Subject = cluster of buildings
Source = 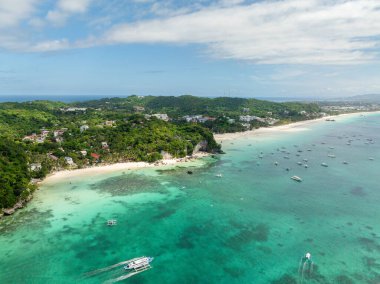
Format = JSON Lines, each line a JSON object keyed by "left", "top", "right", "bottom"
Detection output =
{"left": 182, "top": 115, "right": 216, "bottom": 123}
{"left": 23, "top": 130, "right": 50, "bottom": 143}
{"left": 59, "top": 107, "right": 87, "bottom": 112}
{"left": 239, "top": 115, "right": 279, "bottom": 125}
{"left": 23, "top": 128, "right": 68, "bottom": 143}
{"left": 144, "top": 113, "right": 170, "bottom": 121}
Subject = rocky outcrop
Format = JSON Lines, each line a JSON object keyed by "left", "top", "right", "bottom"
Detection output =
{"left": 1, "top": 194, "right": 33, "bottom": 217}
{"left": 193, "top": 140, "right": 208, "bottom": 153}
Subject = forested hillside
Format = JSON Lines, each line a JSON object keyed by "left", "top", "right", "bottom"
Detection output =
{"left": 0, "top": 95, "right": 324, "bottom": 211}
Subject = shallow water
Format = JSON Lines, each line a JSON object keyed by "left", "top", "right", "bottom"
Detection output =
{"left": 1, "top": 113, "right": 380, "bottom": 283}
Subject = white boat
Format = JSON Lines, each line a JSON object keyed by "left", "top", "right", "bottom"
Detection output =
{"left": 124, "top": 257, "right": 154, "bottom": 270}
{"left": 291, "top": 176, "right": 302, "bottom": 182}
{"left": 327, "top": 154, "right": 336, "bottom": 158}
{"left": 343, "top": 161, "right": 349, "bottom": 164}
{"left": 107, "top": 220, "right": 117, "bottom": 226}
{"left": 369, "top": 157, "right": 374, "bottom": 161}
{"left": 215, "top": 173, "right": 223, "bottom": 178}
{"left": 321, "top": 163, "right": 328, "bottom": 167}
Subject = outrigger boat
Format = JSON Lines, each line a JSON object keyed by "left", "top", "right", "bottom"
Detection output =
{"left": 85, "top": 256, "right": 154, "bottom": 283}
{"left": 124, "top": 256, "right": 154, "bottom": 271}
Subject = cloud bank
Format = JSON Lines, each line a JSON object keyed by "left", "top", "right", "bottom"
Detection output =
{"left": 1, "top": 0, "right": 380, "bottom": 65}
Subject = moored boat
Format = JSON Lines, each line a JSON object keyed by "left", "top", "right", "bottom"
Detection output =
{"left": 291, "top": 176, "right": 302, "bottom": 182}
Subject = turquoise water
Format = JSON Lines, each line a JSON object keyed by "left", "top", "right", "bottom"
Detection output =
{"left": 1, "top": 113, "right": 380, "bottom": 283}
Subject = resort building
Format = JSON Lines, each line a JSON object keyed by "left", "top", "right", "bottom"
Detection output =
{"left": 64, "top": 157, "right": 74, "bottom": 165}
{"left": 239, "top": 115, "right": 265, "bottom": 123}
{"left": 30, "top": 163, "right": 42, "bottom": 171}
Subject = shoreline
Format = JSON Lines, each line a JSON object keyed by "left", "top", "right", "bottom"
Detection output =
{"left": 214, "top": 111, "right": 380, "bottom": 143}
{"left": 0, "top": 152, "right": 209, "bottom": 218}
{"left": 40, "top": 151, "right": 210, "bottom": 185}
{"left": 2, "top": 111, "right": 379, "bottom": 218}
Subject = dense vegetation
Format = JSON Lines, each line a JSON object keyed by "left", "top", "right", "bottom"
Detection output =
{"left": 75, "top": 95, "right": 323, "bottom": 133}
{"left": 0, "top": 95, "right": 323, "bottom": 211}
{"left": 0, "top": 139, "right": 33, "bottom": 208}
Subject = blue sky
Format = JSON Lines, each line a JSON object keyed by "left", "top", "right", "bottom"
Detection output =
{"left": 1, "top": 0, "right": 380, "bottom": 99}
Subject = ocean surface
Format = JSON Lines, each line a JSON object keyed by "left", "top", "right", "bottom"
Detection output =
{"left": 0, "top": 95, "right": 123, "bottom": 103}
{"left": 1, "top": 113, "right": 380, "bottom": 284}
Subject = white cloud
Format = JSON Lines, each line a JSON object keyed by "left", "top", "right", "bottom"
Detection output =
{"left": 30, "top": 39, "right": 70, "bottom": 52}
{"left": 0, "top": 0, "right": 39, "bottom": 28}
{"left": 1, "top": 0, "right": 380, "bottom": 66}
{"left": 102, "top": 0, "right": 380, "bottom": 65}
{"left": 58, "top": 0, "right": 92, "bottom": 13}
{"left": 46, "top": 0, "right": 93, "bottom": 26}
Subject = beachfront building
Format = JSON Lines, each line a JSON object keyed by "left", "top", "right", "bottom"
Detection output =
{"left": 239, "top": 115, "right": 265, "bottom": 123}
{"left": 64, "top": 157, "right": 75, "bottom": 165}
{"left": 265, "top": 118, "right": 279, "bottom": 125}
{"left": 30, "top": 163, "right": 42, "bottom": 171}
{"left": 183, "top": 115, "right": 216, "bottom": 123}
{"left": 91, "top": 153, "right": 101, "bottom": 162}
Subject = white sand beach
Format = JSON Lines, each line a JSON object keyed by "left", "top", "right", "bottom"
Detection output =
{"left": 41, "top": 152, "right": 209, "bottom": 185}
{"left": 214, "top": 112, "right": 380, "bottom": 143}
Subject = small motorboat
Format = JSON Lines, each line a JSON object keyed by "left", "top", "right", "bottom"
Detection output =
{"left": 291, "top": 176, "right": 302, "bottom": 182}
{"left": 321, "top": 163, "right": 328, "bottom": 167}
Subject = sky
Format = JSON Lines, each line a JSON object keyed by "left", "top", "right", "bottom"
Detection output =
{"left": 1, "top": 0, "right": 380, "bottom": 99}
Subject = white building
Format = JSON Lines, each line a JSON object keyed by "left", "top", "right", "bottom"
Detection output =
{"left": 64, "top": 157, "right": 74, "bottom": 165}
{"left": 152, "top": 114, "right": 169, "bottom": 121}
{"left": 80, "top": 125, "right": 89, "bottom": 132}
{"left": 30, "top": 163, "right": 42, "bottom": 171}
{"left": 239, "top": 115, "right": 265, "bottom": 123}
